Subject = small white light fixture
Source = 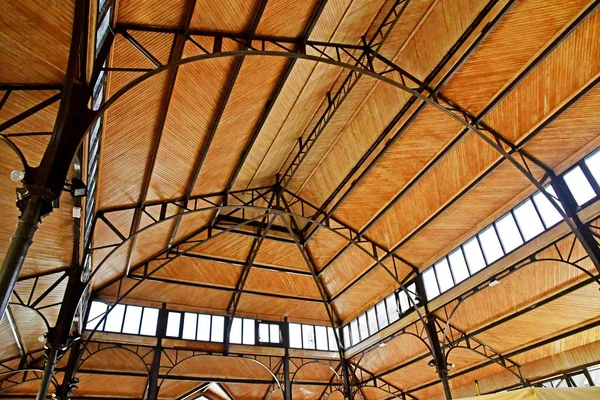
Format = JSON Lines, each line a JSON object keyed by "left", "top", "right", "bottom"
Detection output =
{"left": 10, "top": 169, "right": 25, "bottom": 182}
{"left": 489, "top": 279, "right": 500, "bottom": 287}
{"left": 379, "top": 341, "right": 387, "bottom": 348}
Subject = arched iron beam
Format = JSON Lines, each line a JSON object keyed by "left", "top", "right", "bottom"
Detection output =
{"left": 85, "top": 45, "right": 595, "bottom": 290}
{"left": 306, "top": 0, "right": 513, "bottom": 234}
{"left": 157, "top": 353, "right": 283, "bottom": 394}
{"left": 438, "top": 318, "right": 525, "bottom": 384}
{"left": 434, "top": 226, "right": 600, "bottom": 350}
{"left": 290, "top": 360, "right": 341, "bottom": 384}
{"left": 78, "top": 344, "right": 151, "bottom": 374}
{"left": 0, "top": 134, "right": 29, "bottom": 170}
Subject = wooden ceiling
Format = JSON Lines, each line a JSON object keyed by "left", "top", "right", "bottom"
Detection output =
{"left": 1, "top": 0, "right": 600, "bottom": 399}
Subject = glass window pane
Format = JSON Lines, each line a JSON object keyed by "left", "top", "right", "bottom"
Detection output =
{"left": 86, "top": 301, "right": 108, "bottom": 331}
{"left": 343, "top": 326, "right": 350, "bottom": 349}
{"left": 350, "top": 320, "right": 360, "bottom": 345}
{"left": 122, "top": 306, "right": 142, "bottom": 334}
{"left": 585, "top": 150, "right": 600, "bottom": 185}
{"left": 557, "top": 379, "right": 569, "bottom": 388}
{"left": 514, "top": 199, "right": 545, "bottom": 241}
{"left": 289, "top": 323, "right": 302, "bottom": 348}
{"left": 434, "top": 259, "right": 454, "bottom": 293}
{"left": 533, "top": 187, "right": 563, "bottom": 227}
{"left": 367, "top": 308, "right": 378, "bottom": 335}
{"left": 479, "top": 226, "right": 504, "bottom": 264}
{"left": 105, "top": 304, "right": 126, "bottom": 332}
{"left": 242, "top": 319, "right": 255, "bottom": 345}
{"left": 358, "top": 314, "right": 369, "bottom": 341}
{"left": 259, "top": 323, "right": 269, "bottom": 343}
{"left": 230, "top": 318, "right": 242, "bottom": 344}
{"left": 448, "top": 249, "right": 469, "bottom": 284}
{"left": 386, "top": 293, "right": 400, "bottom": 322}
{"left": 328, "top": 328, "right": 338, "bottom": 351}
{"left": 407, "top": 283, "right": 417, "bottom": 305}
{"left": 571, "top": 373, "right": 589, "bottom": 387}
{"left": 182, "top": 313, "right": 197, "bottom": 340}
{"left": 463, "top": 238, "right": 486, "bottom": 273}
{"left": 302, "top": 325, "right": 316, "bottom": 349}
{"left": 588, "top": 365, "right": 600, "bottom": 385}
{"left": 196, "top": 314, "right": 210, "bottom": 341}
{"left": 269, "top": 324, "right": 280, "bottom": 343}
{"left": 166, "top": 312, "right": 181, "bottom": 337}
{"left": 376, "top": 301, "right": 388, "bottom": 328}
{"left": 315, "top": 326, "right": 328, "bottom": 351}
{"left": 140, "top": 308, "right": 158, "bottom": 336}
{"left": 564, "top": 166, "right": 596, "bottom": 205}
{"left": 95, "top": 9, "right": 111, "bottom": 51}
{"left": 495, "top": 213, "right": 523, "bottom": 253}
{"left": 398, "top": 290, "right": 410, "bottom": 313}
{"left": 423, "top": 267, "right": 440, "bottom": 299}
{"left": 211, "top": 316, "right": 224, "bottom": 342}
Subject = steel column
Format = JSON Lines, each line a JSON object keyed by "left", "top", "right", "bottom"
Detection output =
{"left": 56, "top": 340, "right": 82, "bottom": 400}
{"left": 0, "top": 196, "right": 44, "bottom": 321}
{"left": 283, "top": 317, "right": 292, "bottom": 400}
{"left": 147, "top": 304, "right": 168, "bottom": 400}
{"left": 36, "top": 345, "right": 59, "bottom": 400}
{"left": 550, "top": 172, "right": 600, "bottom": 274}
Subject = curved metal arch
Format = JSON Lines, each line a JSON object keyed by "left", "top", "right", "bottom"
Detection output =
{"left": 85, "top": 47, "right": 580, "bottom": 249}
{"left": 352, "top": 384, "right": 403, "bottom": 400}
{"left": 394, "top": 328, "right": 432, "bottom": 354}
{"left": 7, "top": 302, "right": 51, "bottom": 332}
{"left": 290, "top": 360, "right": 341, "bottom": 383}
{"left": 444, "top": 345, "right": 524, "bottom": 383}
{"left": 80, "top": 47, "right": 593, "bottom": 381}
{"left": 0, "top": 371, "right": 58, "bottom": 394}
{"left": 0, "top": 134, "right": 29, "bottom": 170}
{"left": 528, "top": 257, "right": 600, "bottom": 284}
{"left": 77, "top": 344, "right": 151, "bottom": 374}
{"left": 264, "top": 386, "right": 283, "bottom": 400}
{"left": 157, "top": 353, "right": 283, "bottom": 393}
{"left": 439, "top": 254, "right": 600, "bottom": 347}
{"left": 323, "top": 388, "right": 345, "bottom": 400}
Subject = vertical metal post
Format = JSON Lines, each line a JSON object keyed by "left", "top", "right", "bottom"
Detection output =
{"left": 0, "top": 195, "right": 45, "bottom": 321}
{"left": 147, "top": 304, "right": 168, "bottom": 400}
{"left": 416, "top": 273, "right": 451, "bottom": 400}
{"left": 426, "top": 318, "right": 452, "bottom": 400}
{"left": 36, "top": 343, "right": 60, "bottom": 400}
{"left": 550, "top": 173, "right": 600, "bottom": 274}
{"left": 57, "top": 340, "right": 82, "bottom": 400}
{"left": 35, "top": 266, "right": 87, "bottom": 400}
{"left": 282, "top": 318, "right": 292, "bottom": 400}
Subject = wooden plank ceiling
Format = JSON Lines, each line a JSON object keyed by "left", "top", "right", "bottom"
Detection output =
{"left": 1, "top": 0, "right": 600, "bottom": 399}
